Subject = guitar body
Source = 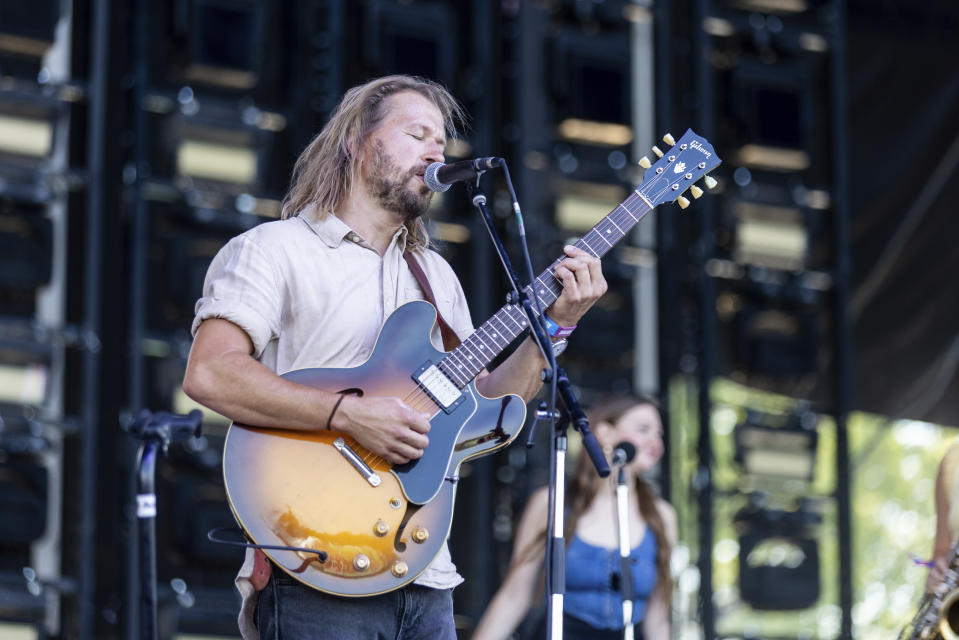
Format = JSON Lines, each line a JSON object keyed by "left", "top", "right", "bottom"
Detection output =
{"left": 222, "top": 301, "right": 526, "bottom": 596}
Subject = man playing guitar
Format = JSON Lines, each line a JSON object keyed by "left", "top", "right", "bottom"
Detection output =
{"left": 182, "top": 74, "right": 606, "bottom": 640}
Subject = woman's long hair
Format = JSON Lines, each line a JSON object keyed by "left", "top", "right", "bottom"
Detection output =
{"left": 280, "top": 74, "right": 465, "bottom": 250}
{"left": 564, "top": 395, "right": 673, "bottom": 604}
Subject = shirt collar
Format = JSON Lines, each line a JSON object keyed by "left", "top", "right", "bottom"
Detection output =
{"left": 300, "top": 204, "right": 410, "bottom": 252}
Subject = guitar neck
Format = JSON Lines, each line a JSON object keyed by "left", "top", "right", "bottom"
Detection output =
{"left": 437, "top": 190, "right": 654, "bottom": 388}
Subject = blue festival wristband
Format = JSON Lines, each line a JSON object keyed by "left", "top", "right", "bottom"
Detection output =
{"left": 542, "top": 313, "right": 576, "bottom": 339}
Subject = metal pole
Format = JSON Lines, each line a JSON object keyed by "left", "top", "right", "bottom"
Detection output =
{"left": 79, "top": 0, "right": 110, "bottom": 637}
{"left": 548, "top": 430, "right": 568, "bottom": 640}
{"left": 615, "top": 467, "right": 634, "bottom": 640}
{"left": 135, "top": 440, "right": 160, "bottom": 640}
{"left": 828, "top": 1, "right": 853, "bottom": 636}
{"left": 693, "top": 0, "right": 717, "bottom": 635}
{"left": 126, "top": 0, "right": 151, "bottom": 636}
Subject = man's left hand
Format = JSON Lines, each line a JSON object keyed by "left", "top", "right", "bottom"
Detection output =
{"left": 547, "top": 245, "right": 607, "bottom": 327}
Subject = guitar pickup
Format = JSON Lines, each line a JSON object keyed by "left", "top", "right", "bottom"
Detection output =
{"left": 413, "top": 363, "right": 464, "bottom": 414}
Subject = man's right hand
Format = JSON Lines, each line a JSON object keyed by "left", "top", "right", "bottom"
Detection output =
{"left": 333, "top": 395, "right": 432, "bottom": 465}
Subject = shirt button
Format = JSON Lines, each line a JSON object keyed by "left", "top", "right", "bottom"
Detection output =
{"left": 348, "top": 233, "right": 360, "bottom": 243}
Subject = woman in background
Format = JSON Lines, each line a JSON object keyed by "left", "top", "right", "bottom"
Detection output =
{"left": 472, "top": 395, "right": 676, "bottom": 640}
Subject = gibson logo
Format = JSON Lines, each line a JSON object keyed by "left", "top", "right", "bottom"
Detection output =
{"left": 690, "top": 140, "right": 712, "bottom": 158}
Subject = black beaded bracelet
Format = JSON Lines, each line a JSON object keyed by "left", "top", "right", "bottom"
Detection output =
{"left": 326, "top": 393, "right": 347, "bottom": 431}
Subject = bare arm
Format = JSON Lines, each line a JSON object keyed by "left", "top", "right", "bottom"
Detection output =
{"left": 476, "top": 245, "right": 607, "bottom": 402}
{"left": 928, "top": 457, "right": 953, "bottom": 592}
{"left": 642, "top": 499, "right": 677, "bottom": 640}
{"left": 183, "top": 318, "right": 431, "bottom": 464}
{"left": 472, "top": 488, "right": 551, "bottom": 640}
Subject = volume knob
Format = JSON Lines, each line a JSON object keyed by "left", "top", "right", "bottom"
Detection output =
{"left": 411, "top": 526, "right": 429, "bottom": 544}
{"left": 353, "top": 554, "right": 370, "bottom": 572}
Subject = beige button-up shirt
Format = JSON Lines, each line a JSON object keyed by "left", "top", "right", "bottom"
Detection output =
{"left": 193, "top": 207, "right": 473, "bottom": 639}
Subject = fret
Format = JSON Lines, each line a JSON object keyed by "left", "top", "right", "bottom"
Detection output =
{"left": 592, "top": 230, "right": 613, "bottom": 248}
{"left": 473, "top": 327, "right": 497, "bottom": 358}
{"left": 489, "top": 314, "right": 513, "bottom": 340}
{"left": 438, "top": 359, "right": 466, "bottom": 387}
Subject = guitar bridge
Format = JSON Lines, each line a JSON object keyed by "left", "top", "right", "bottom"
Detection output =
{"left": 413, "top": 362, "right": 464, "bottom": 414}
{"left": 333, "top": 437, "right": 382, "bottom": 487}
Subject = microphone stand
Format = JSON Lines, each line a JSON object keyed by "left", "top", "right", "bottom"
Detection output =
{"left": 615, "top": 462, "right": 635, "bottom": 640}
{"left": 125, "top": 409, "right": 203, "bottom": 640}
{"left": 466, "top": 173, "right": 609, "bottom": 640}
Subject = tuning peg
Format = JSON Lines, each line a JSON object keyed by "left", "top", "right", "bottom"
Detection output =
{"left": 663, "top": 133, "right": 675, "bottom": 146}
{"left": 677, "top": 196, "right": 690, "bottom": 210}
{"left": 704, "top": 175, "right": 718, "bottom": 189}
{"left": 638, "top": 156, "right": 651, "bottom": 169}
{"left": 689, "top": 184, "right": 703, "bottom": 199}
{"left": 652, "top": 146, "right": 664, "bottom": 158}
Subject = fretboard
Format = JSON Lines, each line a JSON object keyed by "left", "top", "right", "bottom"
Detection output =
{"left": 437, "top": 189, "right": 654, "bottom": 388}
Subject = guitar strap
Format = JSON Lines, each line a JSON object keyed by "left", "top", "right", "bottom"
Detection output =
{"left": 403, "top": 250, "right": 462, "bottom": 351}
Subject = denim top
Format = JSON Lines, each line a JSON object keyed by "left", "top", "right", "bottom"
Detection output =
{"left": 564, "top": 529, "right": 658, "bottom": 629}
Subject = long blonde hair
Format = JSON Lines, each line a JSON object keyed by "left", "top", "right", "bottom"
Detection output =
{"left": 281, "top": 74, "right": 466, "bottom": 250}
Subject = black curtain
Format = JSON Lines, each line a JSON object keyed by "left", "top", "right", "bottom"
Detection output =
{"left": 848, "top": 0, "right": 959, "bottom": 425}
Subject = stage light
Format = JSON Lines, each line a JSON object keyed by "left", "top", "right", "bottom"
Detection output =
{"left": 728, "top": 0, "right": 810, "bottom": 14}
{"left": 0, "top": 0, "right": 60, "bottom": 57}
{"left": 0, "top": 421, "right": 49, "bottom": 546}
{"left": 734, "top": 409, "right": 818, "bottom": 482}
{"left": 0, "top": 203, "right": 53, "bottom": 292}
{"left": 176, "top": 135, "right": 258, "bottom": 187}
{"left": 733, "top": 301, "right": 819, "bottom": 377}
{"left": 0, "top": 100, "right": 58, "bottom": 165}
{"left": 429, "top": 221, "right": 471, "bottom": 245}
{"left": 557, "top": 119, "right": 633, "bottom": 147}
{"left": 0, "top": 114, "right": 52, "bottom": 158}
{"left": 364, "top": 1, "right": 455, "bottom": 83}
{"left": 734, "top": 498, "right": 821, "bottom": 610}
{"left": 555, "top": 181, "right": 628, "bottom": 232}
{"left": 0, "top": 363, "right": 47, "bottom": 407}
{"left": 719, "top": 48, "right": 829, "bottom": 179}
{"left": 549, "top": 28, "right": 631, "bottom": 147}
{"left": 145, "top": 207, "right": 234, "bottom": 333}
{"left": 736, "top": 145, "right": 810, "bottom": 172}
{"left": 0, "top": 320, "right": 51, "bottom": 406}
{"left": 732, "top": 200, "right": 807, "bottom": 271}
{"left": 182, "top": 0, "right": 264, "bottom": 91}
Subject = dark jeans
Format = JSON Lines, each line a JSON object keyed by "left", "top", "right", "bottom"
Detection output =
{"left": 256, "top": 571, "right": 456, "bottom": 640}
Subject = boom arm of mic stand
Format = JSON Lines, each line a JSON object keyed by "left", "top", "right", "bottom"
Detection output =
{"left": 555, "top": 368, "right": 610, "bottom": 478}
{"left": 468, "top": 185, "right": 523, "bottom": 302}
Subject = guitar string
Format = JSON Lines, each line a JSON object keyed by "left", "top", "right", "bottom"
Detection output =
{"left": 352, "top": 386, "right": 439, "bottom": 469}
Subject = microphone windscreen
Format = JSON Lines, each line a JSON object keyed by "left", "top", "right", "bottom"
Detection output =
{"left": 423, "top": 162, "right": 451, "bottom": 192}
{"left": 612, "top": 441, "right": 637, "bottom": 466}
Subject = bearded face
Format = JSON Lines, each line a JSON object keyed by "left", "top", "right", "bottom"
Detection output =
{"left": 364, "top": 139, "right": 434, "bottom": 221}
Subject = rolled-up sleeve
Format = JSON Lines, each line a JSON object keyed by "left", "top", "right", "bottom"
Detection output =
{"left": 192, "top": 234, "right": 282, "bottom": 358}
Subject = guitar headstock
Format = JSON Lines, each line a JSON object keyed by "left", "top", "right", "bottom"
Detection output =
{"left": 637, "top": 129, "right": 721, "bottom": 209}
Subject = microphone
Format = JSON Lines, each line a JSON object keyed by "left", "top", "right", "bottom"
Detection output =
{"left": 612, "top": 441, "right": 636, "bottom": 467}
{"left": 423, "top": 157, "right": 502, "bottom": 192}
